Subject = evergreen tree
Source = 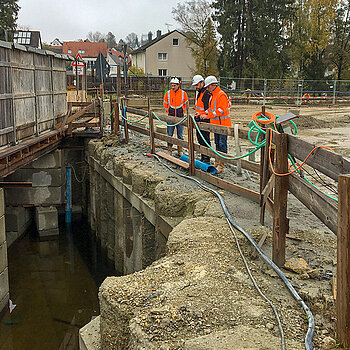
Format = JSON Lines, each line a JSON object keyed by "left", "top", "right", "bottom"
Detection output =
{"left": 289, "top": 0, "right": 337, "bottom": 82}
{"left": 0, "top": 0, "right": 20, "bottom": 40}
{"left": 106, "top": 32, "right": 117, "bottom": 49}
{"left": 326, "top": 0, "right": 350, "bottom": 79}
{"left": 212, "top": 0, "right": 294, "bottom": 79}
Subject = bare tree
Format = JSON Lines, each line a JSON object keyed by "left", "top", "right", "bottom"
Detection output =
{"left": 87, "top": 31, "right": 106, "bottom": 42}
{"left": 125, "top": 32, "right": 139, "bottom": 49}
{"left": 172, "top": 0, "right": 218, "bottom": 75}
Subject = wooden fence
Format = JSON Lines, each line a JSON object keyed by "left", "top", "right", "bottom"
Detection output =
{"left": 109, "top": 98, "right": 350, "bottom": 347}
{"left": 0, "top": 41, "right": 70, "bottom": 148}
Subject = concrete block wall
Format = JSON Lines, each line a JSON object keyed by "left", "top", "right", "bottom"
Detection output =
{"left": 0, "top": 189, "right": 9, "bottom": 313}
{"left": 5, "top": 150, "right": 65, "bottom": 206}
{"left": 5, "top": 206, "right": 32, "bottom": 247}
{"left": 35, "top": 206, "right": 59, "bottom": 237}
{"left": 88, "top": 158, "right": 158, "bottom": 276}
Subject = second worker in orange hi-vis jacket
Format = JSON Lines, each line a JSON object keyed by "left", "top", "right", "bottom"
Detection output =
{"left": 163, "top": 77, "right": 189, "bottom": 156}
{"left": 204, "top": 75, "right": 232, "bottom": 173}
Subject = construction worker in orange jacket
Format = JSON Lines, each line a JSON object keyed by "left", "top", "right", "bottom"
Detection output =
{"left": 204, "top": 75, "right": 231, "bottom": 173}
{"left": 163, "top": 77, "right": 189, "bottom": 156}
{"left": 192, "top": 74, "right": 212, "bottom": 164}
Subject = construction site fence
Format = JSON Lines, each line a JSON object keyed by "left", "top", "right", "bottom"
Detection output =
{"left": 86, "top": 75, "right": 350, "bottom": 105}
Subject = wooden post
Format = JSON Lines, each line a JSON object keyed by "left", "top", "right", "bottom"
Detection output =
{"left": 114, "top": 102, "right": 119, "bottom": 135}
{"left": 260, "top": 128, "right": 272, "bottom": 225}
{"left": 110, "top": 95, "right": 114, "bottom": 132}
{"left": 337, "top": 174, "right": 350, "bottom": 348}
{"left": 272, "top": 131, "right": 289, "bottom": 267}
{"left": 234, "top": 124, "right": 242, "bottom": 175}
{"left": 149, "top": 105, "right": 155, "bottom": 154}
{"left": 188, "top": 112, "right": 195, "bottom": 175}
{"left": 99, "top": 83, "right": 103, "bottom": 100}
{"left": 117, "top": 66, "right": 122, "bottom": 98}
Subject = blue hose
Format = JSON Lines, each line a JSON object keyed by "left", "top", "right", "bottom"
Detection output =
{"left": 180, "top": 155, "right": 218, "bottom": 175}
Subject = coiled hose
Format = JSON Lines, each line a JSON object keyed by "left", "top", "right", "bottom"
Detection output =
{"left": 150, "top": 153, "right": 314, "bottom": 350}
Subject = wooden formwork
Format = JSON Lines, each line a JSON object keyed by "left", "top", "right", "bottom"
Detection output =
{"left": 0, "top": 41, "right": 69, "bottom": 147}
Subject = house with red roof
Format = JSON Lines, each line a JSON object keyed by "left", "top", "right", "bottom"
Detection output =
{"left": 62, "top": 40, "right": 107, "bottom": 69}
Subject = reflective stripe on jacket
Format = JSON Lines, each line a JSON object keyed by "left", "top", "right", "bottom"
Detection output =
{"left": 195, "top": 89, "right": 210, "bottom": 116}
{"left": 163, "top": 89, "right": 189, "bottom": 117}
{"left": 207, "top": 87, "right": 231, "bottom": 126}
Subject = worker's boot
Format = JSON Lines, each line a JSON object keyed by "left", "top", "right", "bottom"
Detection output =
{"left": 167, "top": 146, "right": 173, "bottom": 156}
{"left": 216, "top": 160, "right": 225, "bottom": 174}
{"left": 177, "top": 146, "right": 183, "bottom": 157}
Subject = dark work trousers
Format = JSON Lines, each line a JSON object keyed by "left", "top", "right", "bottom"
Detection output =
{"left": 195, "top": 117, "right": 211, "bottom": 164}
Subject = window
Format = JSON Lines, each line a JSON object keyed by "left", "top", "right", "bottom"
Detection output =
{"left": 158, "top": 53, "right": 167, "bottom": 61}
{"left": 13, "top": 31, "right": 31, "bottom": 45}
{"left": 173, "top": 38, "right": 179, "bottom": 46}
{"left": 158, "top": 69, "right": 167, "bottom": 76}
{"left": 68, "top": 49, "right": 72, "bottom": 54}
{"left": 78, "top": 50, "right": 85, "bottom": 54}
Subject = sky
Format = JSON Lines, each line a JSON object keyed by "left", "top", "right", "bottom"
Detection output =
{"left": 17, "top": 0, "right": 183, "bottom": 44}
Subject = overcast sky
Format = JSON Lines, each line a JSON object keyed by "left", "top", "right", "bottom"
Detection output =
{"left": 17, "top": 0, "right": 183, "bottom": 44}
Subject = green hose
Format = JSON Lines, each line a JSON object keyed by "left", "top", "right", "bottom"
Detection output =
{"left": 191, "top": 115, "right": 263, "bottom": 160}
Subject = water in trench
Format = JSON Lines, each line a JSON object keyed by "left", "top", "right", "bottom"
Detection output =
{"left": 0, "top": 215, "right": 115, "bottom": 350}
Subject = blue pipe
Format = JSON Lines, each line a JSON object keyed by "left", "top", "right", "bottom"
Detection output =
{"left": 65, "top": 167, "right": 72, "bottom": 224}
{"left": 180, "top": 155, "right": 218, "bottom": 175}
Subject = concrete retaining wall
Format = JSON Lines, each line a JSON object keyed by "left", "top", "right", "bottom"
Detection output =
{"left": 82, "top": 138, "right": 304, "bottom": 350}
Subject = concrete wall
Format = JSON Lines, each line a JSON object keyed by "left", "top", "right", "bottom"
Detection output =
{"left": 0, "top": 189, "right": 9, "bottom": 313}
{"left": 87, "top": 150, "right": 168, "bottom": 275}
{"left": 5, "top": 150, "right": 64, "bottom": 206}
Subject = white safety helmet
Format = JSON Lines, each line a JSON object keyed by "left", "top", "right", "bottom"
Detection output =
{"left": 192, "top": 74, "right": 204, "bottom": 85}
{"left": 170, "top": 77, "right": 180, "bottom": 84}
{"left": 204, "top": 75, "right": 218, "bottom": 88}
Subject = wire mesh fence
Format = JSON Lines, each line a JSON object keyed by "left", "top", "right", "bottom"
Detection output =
{"left": 86, "top": 74, "right": 350, "bottom": 105}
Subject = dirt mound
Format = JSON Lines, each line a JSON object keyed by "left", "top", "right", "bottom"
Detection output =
{"left": 294, "top": 115, "right": 332, "bottom": 129}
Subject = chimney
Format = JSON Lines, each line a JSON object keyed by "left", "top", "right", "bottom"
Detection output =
{"left": 156, "top": 30, "right": 161, "bottom": 38}
{"left": 148, "top": 31, "right": 153, "bottom": 42}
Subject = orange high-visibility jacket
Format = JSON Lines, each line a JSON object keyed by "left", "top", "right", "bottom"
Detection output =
{"left": 163, "top": 89, "right": 189, "bottom": 117}
{"left": 207, "top": 87, "right": 231, "bottom": 126}
{"left": 195, "top": 89, "right": 211, "bottom": 116}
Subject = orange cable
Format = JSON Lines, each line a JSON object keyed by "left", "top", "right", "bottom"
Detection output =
{"left": 268, "top": 132, "right": 334, "bottom": 177}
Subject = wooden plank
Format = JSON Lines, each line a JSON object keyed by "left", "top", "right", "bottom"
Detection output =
{"left": 125, "top": 106, "right": 148, "bottom": 116}
{"left": 0, "top": 126, "right": 13, "bottom": 136}
{"left": 337, "top": 174, "right": 350, "bottom": 347}
{"left": 188, "top": 112, "right": 195, "bottom": 175}
{"left": 289, "top": 173, "right": 338, "bottom": 234}
{"left": 260, "top": 128, "right": 272, "bottom": 225}
{"left": 251, "top": 232, "right": 268, "bottom": 259}
{"left": 154, "top": 131, "right": 188, "bottom": 148}
{"left": 194, "top": 169, "right": 260, "bottom": 203}
{"left": 272, "top": 132, "right": 289, "bottom": 267}
{"left": 156, "top": 151, "right": 189, "bottom": 169}
{"left": 281, "top": 133, "right": 350, "bottom": 182}
{"left": 126, "top": 118, "right": 260, "bottom": 174}
{"left": 56, "top": 102, "right": 96, "bottom": 130}
{"left": 193, "top": 143, "right": 260, "bottom": 174}
{"left": 127, "top": 123, "right": 149, "bottom": 136}
{"left": 260, "top": 174, "right": 275, "bottom": 206}
{"left": 149, "top": 107, "right": 155, "bottom": 154}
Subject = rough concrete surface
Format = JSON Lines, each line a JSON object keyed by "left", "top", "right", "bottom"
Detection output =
{"left": 86, "top": 125, "right": 340, "bottom": 350}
